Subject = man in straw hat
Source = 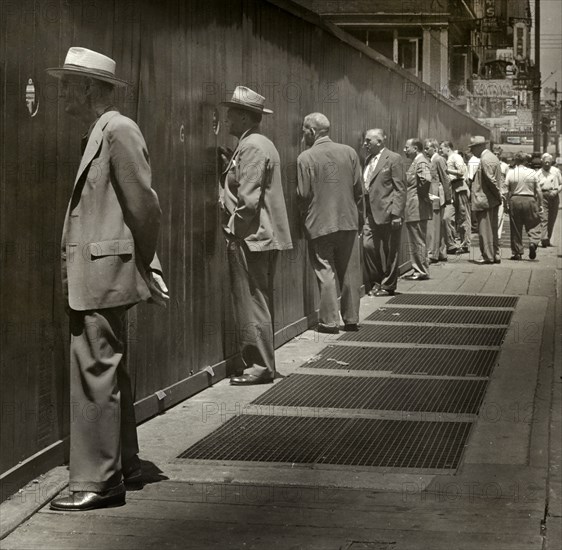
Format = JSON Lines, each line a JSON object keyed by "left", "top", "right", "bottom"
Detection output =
{"left": 46, "top": 47, "right": 168, "bottom": 510}
{"left": 219, "top": 86, "right": 292, "bottom": 386}
{"left": 467, "top": 135, "right": 502, "bottom": 264}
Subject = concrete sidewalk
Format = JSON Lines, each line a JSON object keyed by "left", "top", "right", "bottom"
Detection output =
{"left": 1, "top": 224, "right": 560, "bottom": 550}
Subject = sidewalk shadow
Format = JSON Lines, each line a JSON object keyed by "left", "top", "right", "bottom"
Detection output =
{"left": 133, "top": 459, "right": 169, "bottom": 490}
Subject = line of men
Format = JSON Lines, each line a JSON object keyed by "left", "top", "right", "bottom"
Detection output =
{"left": 219, "top": 87, "right": 562, "bottom": 393}
{"left": 44, "top": 52, "right": 559, "bottom": 512}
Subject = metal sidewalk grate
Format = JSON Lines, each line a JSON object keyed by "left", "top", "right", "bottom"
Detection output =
{"left": 365, "top": 307, "right": 513, "bottom": 325}
{"left": 387, "top": 294, "right": 518, "bottom": 308}
{"left": 339, "top": 324, "right": 506, "bottom": 346}
{"left": 305, "top": 346, "right": 498, "bottom": 377}
{"left": 252, "top": 374, "right": 487, "bottom": 413}
{"left": 178, "top": 415, "right": 472, "bottom": 469}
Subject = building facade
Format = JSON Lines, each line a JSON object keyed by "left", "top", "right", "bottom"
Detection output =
{"left": 294, "top": 0, "right": 532, "bottom": 140}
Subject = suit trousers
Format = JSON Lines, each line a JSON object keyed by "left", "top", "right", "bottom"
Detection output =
{"left": 509, "top": 196, "right": 541, "bottom": 256}
{"left": 406, "top": 220, "right": 429, "bottom": 277}
{"left": 454, "top": 191, "right": 471, "bottom": 248}
{"left": 69, "top": 307, "right": 138, "bottom": 492}
{"left": 430, "top": 204, "right": 456, "bottom": 260}
{"left": 474, "top": 206, "right": 500, "bottom": 262}
{"left": 541, "top": 191, "right": 560, "bottom": 242}
{"left": 363, "top": 216, "right": 401, "bottom": 291}
{"left": 310, "top": 230, "right": 360, "bottom": 327}
{"left": 228, "top": 239, "right": 278, "bottom": 378}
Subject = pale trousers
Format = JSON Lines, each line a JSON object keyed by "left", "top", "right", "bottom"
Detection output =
{"left": 431, "top": 204, "right": 456, "bottom": 259}
{"left": 541, "top": 191, "right": 560, "bottom": 242}
{"left": 228, "top": 240, "right": 278, "bottom": 378}
{"left": 406, "top": 220, "right": 430, "bottom": 277}
{"left": 474, "top": 206, "right": 500, "bottom": 262}
{"left": 454, "top": 191, "right": 471, "bottom": 248}
{"left": 310, "top": 230, "right": 361, "bottom": 327}
{"left": 69, "top": 307, "right": 138, "bottom": 492}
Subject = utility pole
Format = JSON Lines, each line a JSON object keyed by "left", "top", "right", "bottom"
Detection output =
{"left": 532, "top": 0, "right": 541, "bottom": 152}
{"left": 553, "top": 82, "right": 561, "bottom": 157}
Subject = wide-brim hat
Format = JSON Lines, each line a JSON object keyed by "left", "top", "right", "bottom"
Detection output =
{"left": 219, "top": 85, "right": 273, "bottom": 114}
{"left": 46, "top": 47, "right": 129, "bottom": 87}
{"left": 469, "top": 135, "right": 488, "bottom": 148}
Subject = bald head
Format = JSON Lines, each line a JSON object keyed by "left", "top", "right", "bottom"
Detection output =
{"left": 363, "top": 128, "right": 387, "bottom": 156}
{"left": 302, "top": 112, "right": 330, "bottom": 146}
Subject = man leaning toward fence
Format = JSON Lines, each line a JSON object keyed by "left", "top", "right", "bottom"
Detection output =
{"left": 46, "top": 47, "right": 168, "bottom": 511}
{"left": 218, "top": 86, "right": 292, "bottom": 386}
{"left": 297, "top": 113, "right": 362, "bottom": 333}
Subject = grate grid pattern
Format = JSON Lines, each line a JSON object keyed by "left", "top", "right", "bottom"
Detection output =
{"left": 339, "top": 324, "right": 506, "bottom": 346}
{"left": 178, "top": 415, "right": 472, "bottom": 469}
{"left": 305, "top": 346, "right": 498, "bottom": 377}
{"left": 252, "top": 374, "right": 488, "bottom": 414}
{"left": 387, "top": 294, "right": 518, "bottom": 308}
{"left": 365, "top": 307, "right": 513, "bottom": 325}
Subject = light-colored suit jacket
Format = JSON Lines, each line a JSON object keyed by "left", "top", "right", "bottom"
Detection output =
{"left": 471, "top": 149, "right": 502, "bottom": 211}
{"left": 61, "top": 110, "right": 163, "bottom": 311}
{"left": 222, "top": 129, "right": 292, "bottom": 251}
{"left": 297, "top": 136, "right": 362, "bottom": 239}
{"left": 365, "top": 148, "right": 406, "bottom": 225}
{"left": 405, "top": 153, "right": 433, "bottom": 222}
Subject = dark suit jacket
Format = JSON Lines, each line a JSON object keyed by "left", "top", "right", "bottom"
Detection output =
{"left": 365, "top": 148, "right": 406, "bottom": 225}
{"left": 405, "top": 153, "right": 433, "bottom": 222}
{"left": 429, "top": 153, "right": 452, "bottom": 207}
{"left": 223, "top": 129, "right": 292, "bottom": 250}
{"left": 61, "top": 111, "right": 163, "bottom": 311}
{"left": 297, "top": 136, "right": 362, "bottom": 239}
{"left": 471, "top": 149, "right": 502, "bottom": 211}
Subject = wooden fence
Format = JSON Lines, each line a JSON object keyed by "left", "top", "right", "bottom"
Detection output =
{"left": 0, "top": 0, "right": 489, "bottom": 498}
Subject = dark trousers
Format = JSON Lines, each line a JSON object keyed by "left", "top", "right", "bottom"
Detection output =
{"left": 541, "top": 191, "right": 560, "bottom": 242}
{"left": 69, "top": 307, "right": 138, "bottom": 492}
{"left": 363, "top": 216, "right": 401, "bottom": 291}
{"left": 406, "top": 220, "right": 429, "bottom": 276}
{"left": 228, "top": 240, "right": 278, "bottom": 378}
{"left": 310, "top": 230, "right": 360, "bottom": 327}
{"left": 474, "top": 206, "right": 499, "bottom": 262}
{"left": 509, "top": 196, "right": 541, "bottom": 255}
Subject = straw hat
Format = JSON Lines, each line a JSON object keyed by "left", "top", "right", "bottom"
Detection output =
{"left": 468, "top": 136, "right": 488, "bottom": 148}
{"left": 220, "top": 86, "right": 273, "bottom": 114}
{"left": 46, "top": 47, "right": 129, "bottom": 87}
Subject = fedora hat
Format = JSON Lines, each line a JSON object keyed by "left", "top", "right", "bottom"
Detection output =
{"left": 220, "top": 86, "right": 273, "bottom": 114}
{"left": 469, "top": 135, "right": 488, "bottom": 148}
{"left": 46, "top": 47, "right": 129, "bottom": 87}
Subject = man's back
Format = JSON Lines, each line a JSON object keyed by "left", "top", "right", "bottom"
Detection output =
{"left": 297, "top": 136, "right": 362, "bottom": 239}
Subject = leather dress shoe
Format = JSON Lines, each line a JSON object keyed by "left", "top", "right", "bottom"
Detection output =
{"left": 373, "top": 289, "right": 394, "bottom": 297}
{"left": 316, "top": 323, "right": 339, "bottom": 334}
{"left": 493, "top": 259, "right": 501, "bottom": 264}
{"left": 475, "top": 259, "right": 493, "bottom": 265}
{"left": 510, "top": 254, "right": 522, "bottom": 260}
{"left": 123, "top": 468, "right": 143, "bottom": 490}
{"left": 457, "top": 246, "right": 470, "bottom": 254}
{"left": 529, "top": 242, "right": 537, "bottom": 260}
{"left": 50, "top": 483, "right": 125, "bottom": 511}
{"left": 343, "top": 323, "right": 359, "bottom": 331}
{"left": 541, "top": 239, "right": 550, "bottom": 248}
{"left": 404, "top": 273, "right": 429, "bottom": 280}
{"left": 230, "top": 374, "right": 273, "bottom": 386}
